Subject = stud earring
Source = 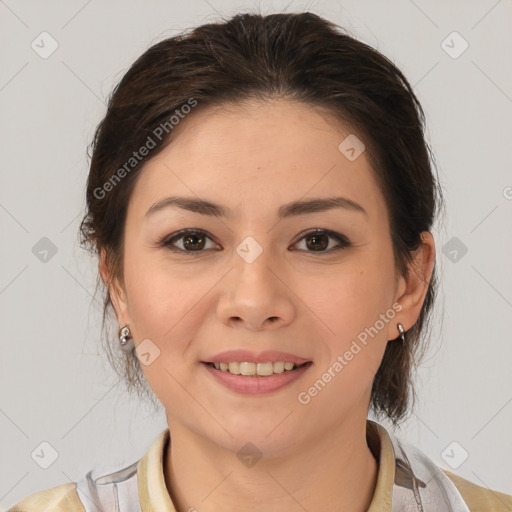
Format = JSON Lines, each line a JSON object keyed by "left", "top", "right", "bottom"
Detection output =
{"left": 119, "top": 325, "right": 135, "bottom": 353}
{"left": 397, "top": 323, "right": 406, "bottom": 344}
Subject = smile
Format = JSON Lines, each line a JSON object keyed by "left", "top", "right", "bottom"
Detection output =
{"left": 201, "top": 361, "right": 313, "bottom": 394}
{"left": 205, "top": 361, "right": 310, "bottom": 376}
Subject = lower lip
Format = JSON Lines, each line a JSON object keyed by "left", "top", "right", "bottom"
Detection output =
{"left": 201, "top": 362, "right": 313, "bottom": 395}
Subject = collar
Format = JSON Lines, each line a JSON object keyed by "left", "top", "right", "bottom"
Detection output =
{"left": 366, "top": 420, "right": 395, "bottom": 511}
{"left": 136, "top": 419, "right": 396, "bottom": 512}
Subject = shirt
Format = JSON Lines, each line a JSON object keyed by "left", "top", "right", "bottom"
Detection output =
{"left": 7, "top": 420, "right": 512, "bottom": 511}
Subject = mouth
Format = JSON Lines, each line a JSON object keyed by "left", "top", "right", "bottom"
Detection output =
{"left": 201, "top": 359, "right": 313, "bottom": 394}
{"left": 203, "top": 360, "right": 313, "bottom": 377}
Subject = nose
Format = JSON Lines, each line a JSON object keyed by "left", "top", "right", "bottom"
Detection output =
{"left": 216, "top": 252, "right": 296, "bottom": 331}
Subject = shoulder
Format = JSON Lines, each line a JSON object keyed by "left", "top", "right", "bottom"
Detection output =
{"left": 6, "top": 430, "right": 168, "bottom": 512}
{"left": 7, "top": 482, "right": 85, "bottom": 512}
{"left": 442, "top": 469, "right": 512, "bottom": 512}
{"left": 371, "top": 421, "right": 512, "bottom": 512}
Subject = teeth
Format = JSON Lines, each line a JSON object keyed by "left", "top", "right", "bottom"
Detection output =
{"left": 229, "top": 362, "right": 240, "bottom": 374}
{"left": 210, "top": 361, "right": 304, "bottom": 376}
{"left": 273, "top": 361, "right": 285, "bottom": 373}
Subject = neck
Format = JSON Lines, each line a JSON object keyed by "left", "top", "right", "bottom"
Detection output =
{"left": 164, "top": 415, "right": 379, "bottom": 512}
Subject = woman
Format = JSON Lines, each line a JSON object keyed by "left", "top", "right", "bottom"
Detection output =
{"left": 9, "top": 11, "right": 511, "bottom": 512}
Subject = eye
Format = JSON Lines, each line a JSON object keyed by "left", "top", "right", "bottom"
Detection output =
{"left": 292, "top": 229, "right": 351, "bottom": 253}
{"left": 159, "top": 228, "right": 350, "bottom": 254}
{"left": 159, "top": 229, "right": 220, "bottom": 252}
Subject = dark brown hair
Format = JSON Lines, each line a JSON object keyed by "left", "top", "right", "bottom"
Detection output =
{"left": 80, "top": 11, "right": 444, "bottom": 425}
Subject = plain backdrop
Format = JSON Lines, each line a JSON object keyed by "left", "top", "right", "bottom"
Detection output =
{"left": 1, "top": 0, "right": 511, "bottom": 509}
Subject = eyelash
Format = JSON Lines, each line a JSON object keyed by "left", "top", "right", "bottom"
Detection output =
{"left": 158, "top": 228, "right": 351, "bottom": 254}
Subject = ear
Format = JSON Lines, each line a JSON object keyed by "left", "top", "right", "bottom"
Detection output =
{"left": 391, "top": 231, "right": 436, "bottom": 338}
{"left": 99, "top": 248, "right": 131, "bottom": 327}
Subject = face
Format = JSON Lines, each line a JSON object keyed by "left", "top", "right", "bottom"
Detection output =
{"left": 107, "top": 98, "right": 431, "bottom": 453}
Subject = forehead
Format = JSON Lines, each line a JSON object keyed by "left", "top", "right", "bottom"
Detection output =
{"left": 128, "top": 98, "right": 387, "bottom": 224}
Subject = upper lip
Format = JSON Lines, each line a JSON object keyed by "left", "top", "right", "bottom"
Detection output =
{"left": 202, "top": 350, "right": 312, "bottom": 365}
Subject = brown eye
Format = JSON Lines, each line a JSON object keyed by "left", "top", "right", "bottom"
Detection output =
{"left": 293, "top": 229, "right": 351, "bottom": 253}
{"left": 304, "top": 233, "right": 329, "bottom": 251}
{"left": 161, "top": 229, "right": 220, "bottom": 252}
{"left": 161, "top": 228, "right": 349, "bottom": 254}
{"left": 183, "top": 233, "right": 206, "bottom": 250}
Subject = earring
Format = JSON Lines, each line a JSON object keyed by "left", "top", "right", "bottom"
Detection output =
{"left": 119, "top": 325, "right": 135, "bottom": 353}
{"left": 397, "top": 323, "right": 406, "bottom": 344}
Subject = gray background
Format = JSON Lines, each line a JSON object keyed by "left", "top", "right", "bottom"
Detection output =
{"left": 1, "top": 0, "right": 511, "bottom": 509}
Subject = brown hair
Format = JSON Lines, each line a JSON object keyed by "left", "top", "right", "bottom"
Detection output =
{"left": 80, "top": 11, "right": 444, "bottom": 425}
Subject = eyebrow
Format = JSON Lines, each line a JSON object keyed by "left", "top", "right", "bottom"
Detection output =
{"left": 144, "top": 195, "right": 368, "bottom": 220}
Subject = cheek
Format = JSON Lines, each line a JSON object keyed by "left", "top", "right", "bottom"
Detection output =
{"left": 298, "top": 248, "right": 395, "bottom": 391}
{"left": 122, "top": 250, "right": 209, "bottom": 356}
{"left": 307, "top": 254, "right": 395, "bottom": 342}
{"left": 122, "top": 259, "right": 212, "bottom": 409}
{"left": 297, "top": 272, "right": 393, "bottom": 415}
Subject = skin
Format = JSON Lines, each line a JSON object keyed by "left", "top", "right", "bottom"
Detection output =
{"left": 102, "top": 98, "right": 436, "bottom": 512}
